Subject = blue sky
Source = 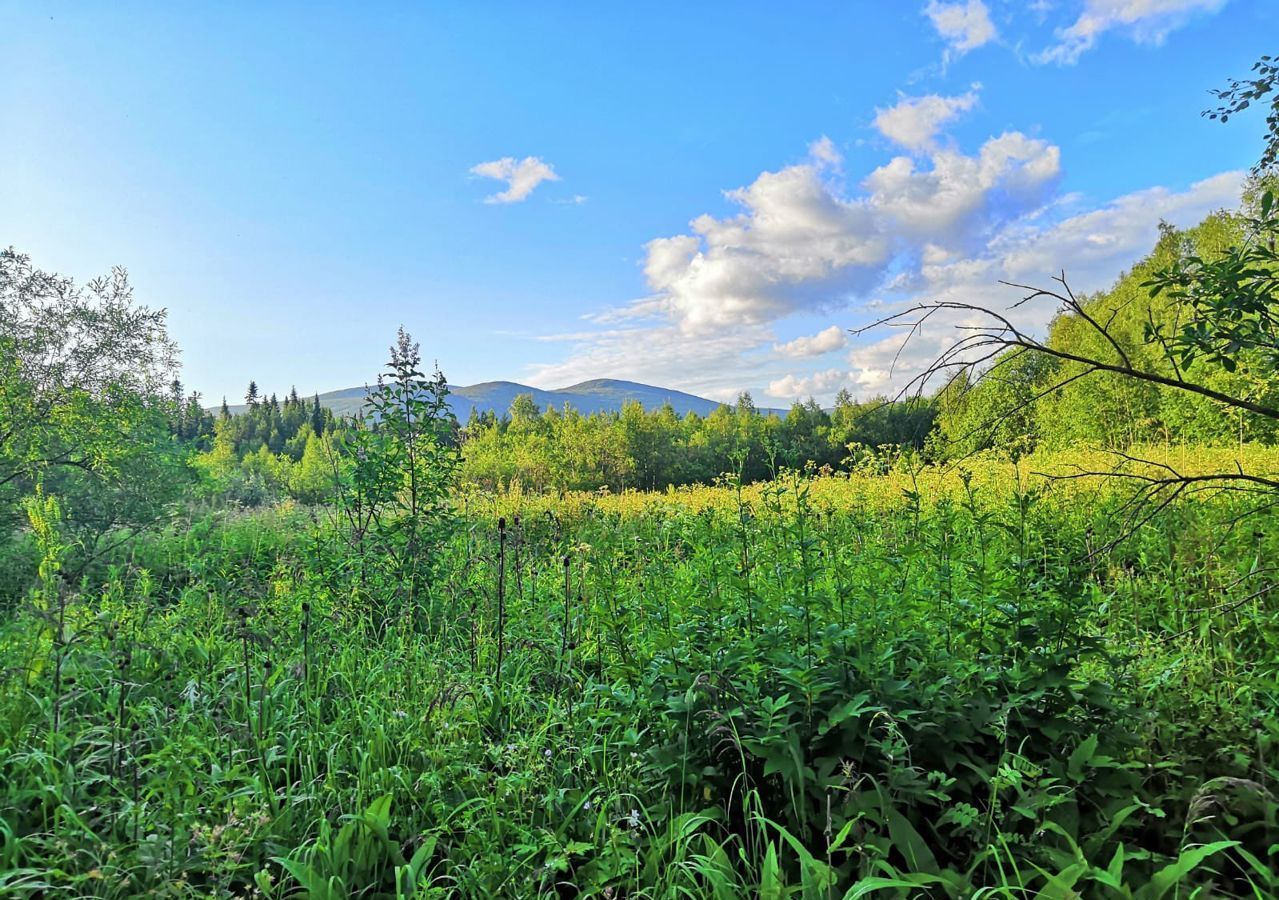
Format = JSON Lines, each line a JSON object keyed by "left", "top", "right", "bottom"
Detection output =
{"left": 2, "top": 1, "right": 1273, "bottom": 406}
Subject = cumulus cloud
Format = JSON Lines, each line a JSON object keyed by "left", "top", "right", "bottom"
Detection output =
{"left": 523, "top": 101, "right": 1241, "bottom": 404}
{"left": 642, "top": 151, "right": 891, "bottom": 334}
{"left": 874, "top": 90, "right": 980, "bottom": 151}
{"left": 774, "top": 325, "right": 849, "bottom": 358}
{"left": 1035, "top": 0, "right": 1227, "bottom": 65}
{"left": 768, "top": 368, "right": 848, "bottom": 400}
{"left": 470, "top": 156, "right": 560, "bottom": 203}
{"left": 924, "top": 0, "right": 998, "bottom": 57}
{"left": 635, "top": 126, "right": 1060, "bottom": 337}
{"left": 865, "top": 131, "right": 1061, "bottom": 248}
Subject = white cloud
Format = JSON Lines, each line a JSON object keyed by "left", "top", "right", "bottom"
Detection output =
{"left": 774, "top": 325, "right": 849, "bottom": 358}
{"left": 865, "top": 131, "right": 1061, "bottom": 247}
{"left": 634, "top": 126, "right": 1059, "bottom": 336}
{"left": 1035, "top": 0, "right": 1226, "bottom": 65}
{"left": 522, "top": 101, "right": 1241, "bottom": 403}
{"left": 985, "top": 170, "right": 1241, "bottom": 288}
{"left": 924, "top": 0, "right": 998, "bottom": 57}
{"left": 874, "top": 89, "right": 980, "bottom": 151}
{"left": 808, "top": 135, "right": 843, "bottom": 168}
{"left": 846, "top": 325, "right": 970, "bottom": 397}
{"left": 526, "top": 323, "right": 775, "bottom": 401}
{"left": 768, "top": 368, "right": 849, "bottom": 400}
{"left": 866, "top": 169, "right": 1244, "bottom": 396}
{"left": 469, "top": 156, "right": 560, "bottom": 203}
{"left": 642, "top": 151, "right": 891, "bottom": 334}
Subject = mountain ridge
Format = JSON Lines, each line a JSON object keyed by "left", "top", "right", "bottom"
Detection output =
{"left": 219, "top": 378, "right": 779, "bottom": 419}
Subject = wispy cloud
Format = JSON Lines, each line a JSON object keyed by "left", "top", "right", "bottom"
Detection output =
{"left": 470, "top": 156, "right": 560, "bottom": 203}
{"left": 1034, "top": 0, "right": 1227, "bottom": 65}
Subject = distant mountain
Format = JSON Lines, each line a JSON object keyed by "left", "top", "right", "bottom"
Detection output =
{"left": 221, "top": 378, "right": 759, "bottom": 419}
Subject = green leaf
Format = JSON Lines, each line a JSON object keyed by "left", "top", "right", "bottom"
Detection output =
{"left": 885, "top": 805, "right": 939, "bottom": 875}
{"left": 759, "top": 842, "right": 785, "bottom": 900}
{"left": 842, "top": 873, "right": 954, "bottom": 899}
{"left": 1033, "top": 861, "right": 1088, "bottom": 899}
{"left": 1067, "top": 734, "right": 1098, "bottom": 782}
{"left": 1133, "top": 841, "right": 1238, "bottom": 900}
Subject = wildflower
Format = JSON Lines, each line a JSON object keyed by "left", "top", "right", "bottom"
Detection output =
{"left": 544, "top": 748, "right": 553, "bottom": 759}
{"left": 627, "top": 809, "right": 641, "bottom": 828}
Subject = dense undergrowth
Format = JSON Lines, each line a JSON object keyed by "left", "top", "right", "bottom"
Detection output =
{"left": 2, "top": 450, "right": 1279, "bottom": 897}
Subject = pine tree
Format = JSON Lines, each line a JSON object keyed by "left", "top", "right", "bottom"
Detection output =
{"left": 245, "top": 381, "right": 260, "bottom": 407}
{"left": 311, "top": 394, "right": 325, "bottom": 436}
{"left": 170, "top": 378, "right": 185, "bottom": 439}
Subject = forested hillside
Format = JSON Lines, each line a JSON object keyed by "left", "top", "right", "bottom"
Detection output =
{"left": 936, "top": 200, "right": 1279, "bottom": 456}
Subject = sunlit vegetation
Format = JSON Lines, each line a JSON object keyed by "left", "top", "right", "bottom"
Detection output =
{"left": 4, "top": 450, "right": 1279, "bottom": 896}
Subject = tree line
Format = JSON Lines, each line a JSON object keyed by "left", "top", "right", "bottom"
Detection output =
{"left": 195, "top": 185, "right": 1276, "bottom": 502}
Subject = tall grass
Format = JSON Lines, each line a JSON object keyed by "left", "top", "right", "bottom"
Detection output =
{"left": 1, "top": 447, "right": 1277, "bottom": 896}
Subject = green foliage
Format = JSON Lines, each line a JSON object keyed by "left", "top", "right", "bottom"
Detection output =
{"left": 3, "top": 458, "right": 1279, "bottom": 896}
{"left": 928, "top": 207, "right": 1279, "bottom": 458}
{"left": 1144, "top": 189, "right": 1279, "bottom": 384}
{"left": 0, "top": 249, "right": 190, "bottom": 580}
{"left": 934, "top": 351, "right": 1058, "bottom": 459}
{"left": 330, "top": 327, "right": 461, "bottom": 624}
{"left": 1207, "top": 53, "right": 1279, "bottom": 174}
{"left": 457, "top": 391, "right": 936, "bottom": 494}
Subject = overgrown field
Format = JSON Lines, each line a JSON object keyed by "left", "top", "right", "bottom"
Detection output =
{"left": 3, "top": 449, "right": 1279, "bottom": 897}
